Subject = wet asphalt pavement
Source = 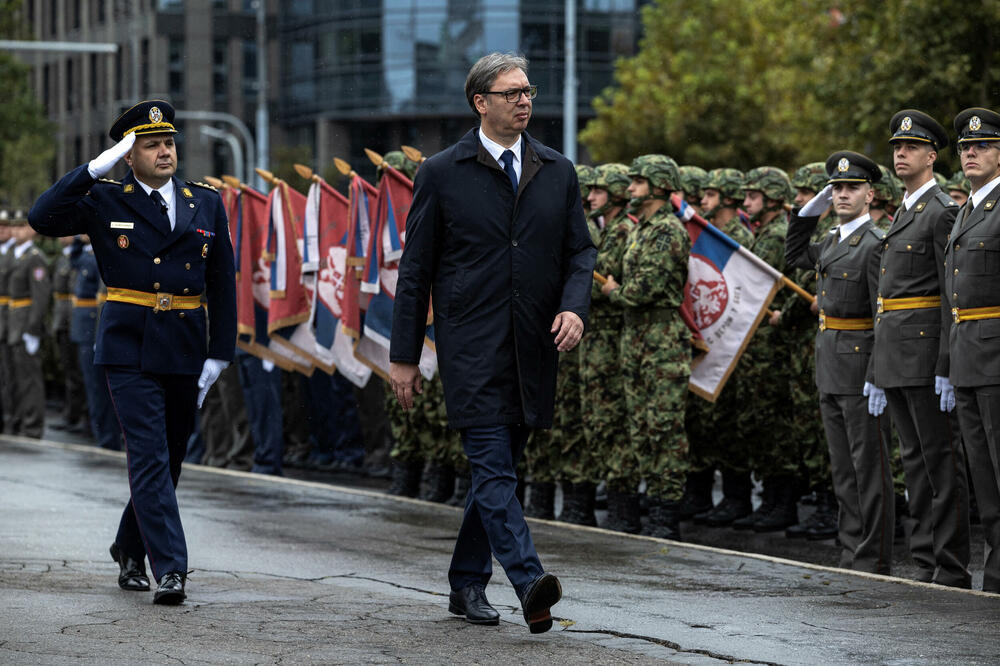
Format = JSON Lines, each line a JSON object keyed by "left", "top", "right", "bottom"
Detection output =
{"left": 2, "top": 434, "right": 1000, "bottom": 665}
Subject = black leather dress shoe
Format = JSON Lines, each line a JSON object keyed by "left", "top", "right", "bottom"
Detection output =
{"left": 448, "top": 584, "right": 500, "bottom": 625}
{"left": 520, "top": 573, "right": 562, "bottom": 634}
{"left": 109, "top": 543, "right": 150, "bottom": 591}
{"left": 153, "top": 572, "right": 186, "bottom": 605}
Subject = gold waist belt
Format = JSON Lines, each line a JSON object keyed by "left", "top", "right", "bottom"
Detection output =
{"left": 106, "top": 288, "right": 202, "bottom": 312}
{"left": 877, "top": 295, "right": 941, "bottom": 313}
{"left": 952, "top": 305, "right": 1000, "bottom": 324}
{"left": 9, "top": 298, "right": 32, "bottom": 309}
{"left": 819, "top": 312, "right": 873, "bottom": 331}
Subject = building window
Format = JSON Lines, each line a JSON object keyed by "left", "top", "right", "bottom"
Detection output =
{"left": 90, "top": 54, "right": 99, "bottom": 109}
{"left": 72, "top": 0, "right": 81, "bottom": 29}
{"left": 43, "top": 64, "right": 50, "bottom": 110}
{"left": 243, "top": 40, "right": 257, "bottom": 100}
{"left": 66, "top": 58, "right": 75, "bottom": 112}
{"left": 157, "top": 0, "right": 183, "bottom": 11}
{"left": 169, "top": 39, "right": 184, "bottom": 99}
{"left": 49, "top": 0, "right": 57, "bottom": 35}
{"left": 97, "top": 0, "right": 106, "bottom": 23}
{"left": 213, "top": 38, "right": 229, "bottom": 107}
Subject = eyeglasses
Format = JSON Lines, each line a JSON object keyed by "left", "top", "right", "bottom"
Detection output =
{"left": 958, "top": 141, "right": 998, "bottom": 154}
{"left": 479, "top": 86, "right": 538, "bottom": 103}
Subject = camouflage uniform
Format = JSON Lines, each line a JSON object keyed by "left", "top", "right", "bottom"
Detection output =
{"left": 607, "top": 155, "right": 692, "bottom": 538}
{"left": 678, "top": 165, "right": 708, "bottom": 211}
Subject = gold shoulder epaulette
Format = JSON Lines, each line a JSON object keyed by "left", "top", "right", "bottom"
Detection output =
{"left": 98, "top": 177, "right": 121, "bottom": 185}
{"left": 187, "top": 180, "right": 218, "bottom": 192}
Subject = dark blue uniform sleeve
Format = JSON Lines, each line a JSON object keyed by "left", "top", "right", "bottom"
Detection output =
{"left": 558, "top": 166, "right": 597, "bottom": 327}
{"left": 390, "top": 164, "right": 439, "bottom": 364}
{"left": 28, "top": 165, "right": 100, "bottom": 237}
{"left": 204, "top": 193, "right": 237, "bottom": 362}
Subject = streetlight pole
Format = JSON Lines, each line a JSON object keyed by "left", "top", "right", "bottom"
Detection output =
{"left": 199, "top": 126, "right": 244, "bottom": 185}
{"left": 563, "top": 0, "right": 577, "bottom": 163}
{"left": 256, "top": 0, "right": 269, "bottom": 191}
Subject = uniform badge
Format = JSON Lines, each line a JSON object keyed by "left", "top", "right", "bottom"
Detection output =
{"left": 124, "top": 184, "right": 134, "bottom": 193}
{"left": 117, "top": 235, "right": 129, "bottom": 249}
{"left": 915, "top": 203, "right": 925, "bottom": 212}
{"left": 181, "top": 187, "right": 193, "bottom": 198}
{"left": 970, "top": 115, "right": 982, "bottom": 131}
{"left": 33, "top": 267, "right": 45, "bottom": 281}
{"left": 202, "top": 243, "right": 208, "bottom": 258}
{"left": 900, "top": 116, "right": 912, "bottom": 131}
{"left": 837, "top": 157, "right": 850, "bottom": 173}
{"left": 849, "top": 234, "right": 861, "bottom": 246}
{"left": 149, "top": 106, "right": 163, "bottom": 123}
{"left": 986, "top": 200, "right": 996, "bottom": 211}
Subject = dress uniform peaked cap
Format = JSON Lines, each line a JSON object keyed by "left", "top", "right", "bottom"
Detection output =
{"left": 889, "top": 109, "right": 948, "bottom": 150}
{"left": 109, "top": 99, "right": 178, "bottom": 141}
{"left": 825, "top": 151, "right": 881, "bottom": 184}
{"left": 954, "top": 107, "right": 1000, "bottom": 143}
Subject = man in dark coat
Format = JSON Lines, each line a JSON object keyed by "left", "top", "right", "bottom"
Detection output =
{"left": 389, "top": 53, "right": 595, "bottom": 634}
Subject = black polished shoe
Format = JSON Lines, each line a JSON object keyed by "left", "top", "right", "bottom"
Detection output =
{"left": 153, "top": 572, "right": 186, "bottom": 605}
{"left": 109, "top": 543, "right": 150, "bottom": 591}
{"left": 520, "top": 573, "right": 562, "bottom": 634}
{"left": 448, "top": 584, "right": 499, "bottom": 625}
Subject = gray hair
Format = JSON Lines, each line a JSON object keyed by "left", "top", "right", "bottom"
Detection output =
{"left": 465, "top": 52, "right": 529, "bottom": 117}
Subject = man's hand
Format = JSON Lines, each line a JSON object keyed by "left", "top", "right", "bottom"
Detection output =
{"left": 551, "top": 311, "right": 584, "bottom": 352}
{"left": 600, "top": 274, "right": 619, "bottom": 296}
{"left": 863, "top": 381, "right": 886, "bottom": 417}
{"left": 809, "top": 299, "right": 819, "bottom": 314}
{"left": 197, "top": 358, "right": 228, "bottom": 408}
{"left": 390, "top": 362, "right": 423, "bottom": 410}
{"left": 88, "top": 132, "right": 136, "bottom": 179}
{"left": 768, "top": 309, "right": 782, "bottom": 326}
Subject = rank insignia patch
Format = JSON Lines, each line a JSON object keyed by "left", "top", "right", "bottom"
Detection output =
{"left": 181, "top": 187, "right": 193, "bottom": 198}
{"left": 202, "top": 243, "right": 208, "bottom": 258}
{"left": 124, "top": 184, "right": 134, "bottom": 193}
{"left": 117, "top": 235, "right": 129, "bottom": 249}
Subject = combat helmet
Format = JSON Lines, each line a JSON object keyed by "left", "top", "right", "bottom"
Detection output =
{"left": 378, "top": 150, "right": 419, "bottom": 181}
{"left": 872, "top": 165, "right": 898, "bottom": 206}
{"left": 575, "top": 164, "right": 596, "bottom": 200}
{"left": 703, "top": 168, "right": 745, "bottom": 202}
{"left": 628, "top": 154, "right": 681, "bottom": 193}
{"left": 678, "top": 165, "right": 708, "bottom": 200}
{"left": 744, "top": 166, "right": 793, "bottom": 202}
{"left": 593, "top": 163, "right": 631, "bottom": 200}
{"left": 790, "top": 162, "right": 827, "bottom": 194}
{"left": 945, "top": 170, "right": 971, "bottom": 196}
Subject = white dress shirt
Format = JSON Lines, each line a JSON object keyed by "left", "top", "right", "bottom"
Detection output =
{"left": 901, "top": 177, "right": 937, "bottom": 212}
{"left": 970, "top": 173, "right": 1000, "bottom": 210}
{"left": 479, "top": 130, "right": 523, "bottom": 182}
{"left": 838, "top": 213, "right": 871, "bottom": 243}
{"left": 136, "top": 179, "right": 177, "bottom": 231}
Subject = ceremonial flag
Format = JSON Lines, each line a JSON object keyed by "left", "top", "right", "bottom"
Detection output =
{"left": 346, "top": 174, "right": 379, "bottom": 294}
{"left": 672, "top": 195, "right": 784, "bottom": 402}
{"left": 307, "top": 177, "right": 372, "bottom": 386}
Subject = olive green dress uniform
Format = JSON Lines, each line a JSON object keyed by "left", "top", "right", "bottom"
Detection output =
{"left": 51, "top": 247, "right": 87, "bottom": 429}
{"left": 6, "top": 238, "right": 52, "bottom": 438}
{"left": 871, "top": 107, "right": 971, "bottom": 587}
{"left": 0, "top": 233, "right": 17, "bottom": 434}
{"left": 786, "top": 152, "right": 894, "bottom": 574}
{"left": 944, "top": 108, "right": 1000, "bottom": 593}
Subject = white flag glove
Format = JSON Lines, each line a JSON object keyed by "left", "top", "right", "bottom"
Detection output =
{"left": 935, "top": 375, "right": 956, "bottom": 413}
{"left": 87, "top": 132, "right": 136, "bottom": 179}
{"left": 22, "top": 333, "right": 39, "bottom": 356}
{"left": 197, "top": 358, "right": 228, "bottom": 408}
{"left": 262, "top": 359, "right": 275, "bottom": 372}
{"left": 798, "top": 183, "right": 834, "bottom": 217}
{"left": 863, "top": 381, "right": 886, "bottom": 417}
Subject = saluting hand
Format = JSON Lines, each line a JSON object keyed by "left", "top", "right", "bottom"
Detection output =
{"left": 88, "top": 132, "right": 136, "bottom": 179}
{"left": 552, "top": 311, "right": 584, "bottom": 352}
{"left": 390, "top": 361, "right": 423, "bottom": 410}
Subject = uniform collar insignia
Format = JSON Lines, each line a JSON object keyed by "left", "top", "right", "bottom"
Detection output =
{"left": 915, "top": 202, "right": 925, "bottom": 212}
{"left": 181, "top": 187, "right": 193, "bottom": 198}
{"left": 849, "top": 234, "right": 861, "bottom": 246}
{"left": 986, "top": 200, "right": 996, "bottom": 210}
{"left": 123, "top": 184, "right": 134, "bottom": 193}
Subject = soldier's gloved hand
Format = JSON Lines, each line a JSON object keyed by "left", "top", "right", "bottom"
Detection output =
{"left": 935, "top": 375, "right": 956, "bottom": 413}
{"left": 863, "top": 381, "right": 886, "bottom": 417}
{"left": 197, "top": 358, "right": 228, "bottom": 408}
{"left": 22, "top": 333, "right": 40, "bottom": 356}
{"left": 262, "top": 359, "right": 275, "bottom": 372}
{"left": 87, "top": 132, "right": 136, "bottom": 179}
{"left": 798, "top": 184, "right": 834, "bottom": 217}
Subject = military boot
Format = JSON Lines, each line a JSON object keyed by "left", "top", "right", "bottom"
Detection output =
{"left": 786, "top": 489, "right": 836, "bottom": 539}
{"left": 703, "top": 470, "right": 753, "bottom": 527}
{"left": 677, "top": 468, "right": 715, "bottom": 520}
{"left": 559, "top": 482, "right": 597, "bottom": 526}
{"left": 805, "top": 491, "right": 839, "bottom": 541}
{"left": 603, "top": 489, "right": 642, "bottom": 534}
{"left": 641, "top": 497, "right": 682, "bottom": 540}
{"left": 733, "top": 478, "right": 773, "bottom": 530}
{"left": 446, "top": 474, "right": 471, "bottom": 507}
{"left": 387, "top": 459, "right": 423, "bottom": 497}
{"left": 524, "top": 481, "right": 556, "bottom": 520}
{"left": 420, "top": 463, "right": 456, "bottom": 503}
{"left": 753, "top": 477, "right": 800, "bottom": 532}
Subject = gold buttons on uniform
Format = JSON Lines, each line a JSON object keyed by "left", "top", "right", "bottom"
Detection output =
{"left": 183, "top": 288, "right": 190, "bottom": 294}
{"left": 179, "top": 312, "right": 185, "bottom": 318}
{"left": 877, "top": 317, "right": 881, "bottom": 324}
{"left": 842, "top": 272, "right": 848, "bottom": 278}
{"left": 955, "top": 244, "right": 960, "bottom": 250}
{"left": 881, "top": 267, "right": 886, "bottom": 274}
{"left": 919, "top": 331, "right": 925, "bottom": 336}
{"left": 953, "top": 293, "right": 958, "bottom": 300}
{"left": 823, "top": 272, "right": 828, "bottom": 278}
{"left": 185, "top": 263, "right": 191, "bottom": 270}
{"left": 884, "top": 243, "right": 889, "bottom": 250}
{"left": 154, "top": 257, "right": 161, "bottom": 264}
{"left": 821, "top": 290, "right": 826, "bottom": 296}
{"left": 954, "top": 268, "right": 959, "bottom": 274}
{"left": 906, "top": 244, "right": 912, "bottom": 250}
{"left": 854, "top": 346, "right": 860, "bottom": 351}
{"left": 153, "top": 282, "right": 160, "bottom": 290}
{"left": 980, "top": 242, "right": 986, "bottom": 247}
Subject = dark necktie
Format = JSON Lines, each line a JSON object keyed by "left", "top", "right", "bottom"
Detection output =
{"left": 500, "top": 149, "right": 518, "bottom": 196}
{"left": 149, "top": 190, "right": 169, "bottom": 231}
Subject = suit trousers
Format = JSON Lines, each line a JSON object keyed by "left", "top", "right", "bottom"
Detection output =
{"left": 106, "top": 366, "right": 197, "bottom": 580}
{"left": 819, "top": 392, "right": 894, "bottom": 574}
{"left": 10, "top": 341, "right": 44, "bottom": 438}
{"left": 237, "top": 354, "right": 283, "bottom": 475}
{"left": 886, "top": 386, "right": 971, "bottom": 587}
{"left": 448, "top": 424, "right": 543, "bottom": 598}
{"left": 78, "top": 344, "right": 119, "bottom": 450}
{"left": 955, "top": 386, "right": 1000, "bottom": 592}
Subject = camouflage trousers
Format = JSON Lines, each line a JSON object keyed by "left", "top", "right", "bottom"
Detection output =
{"left": 579, "top": 324, "right": 630, "bottom": 484}
{"left": 788, "top": 327, "right": 831, "bottom": 491}
{"left": 526, "top": 350, "right": 584, "bottom": 483}
{"left": 615, "top": 317, "right": 691, "bottom": 501}
{"left": 420, "top": 376, "right": 466, "bottom": 471}
{"left": 739, "top": 325, "right": 799, "bottom": 477}
{"left": 387, "top": 384, "right": 423, "bottom": 464}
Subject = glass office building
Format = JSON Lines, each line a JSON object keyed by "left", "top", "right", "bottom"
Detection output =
{"left": 277, "top": 1, "right": 642, "bottom": 173}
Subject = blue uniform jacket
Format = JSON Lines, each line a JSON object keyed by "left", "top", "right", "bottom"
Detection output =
{"left": 29, "top": 165, "right": 236, "bottom": 374}
{"left": 69, "top": 242, "right": 101, "bottom": 346}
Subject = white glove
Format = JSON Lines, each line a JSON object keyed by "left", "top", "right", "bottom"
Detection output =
{"left": 22, "top": 333, "right": 39, "bottom": 356}
{"left": 197, "top": 358, "right": 228, "bottom": 408}
{"left": 863, "top": 381, "right": 886, "bottom": 417}
{"left": 87, "top": 132, "right": 136, "bottom": 179}
{"left": 935, "top": 375, "right": 956, "bottom": 413}
{"left": 798, "top": 183, "right": 834, "bottom": 217}
{"left": 262, "top": 359, "right": 275, "bottom": 372}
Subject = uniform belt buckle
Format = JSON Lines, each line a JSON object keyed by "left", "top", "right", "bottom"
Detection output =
{"left": 818, "top": 312, "right": 826, "bottom": 332}
{"left": 154, "top": 292, "right": 173, "bottom": 312}
{"left": 876, "top": 296, "right": 884, "bottom": 314}
{"left": 952, "top": 307, "right": 960, "bottom": 324}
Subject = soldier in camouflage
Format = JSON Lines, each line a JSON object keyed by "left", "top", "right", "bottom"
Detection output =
{"left": 945, "top": 170, "right": 970, "bottom": 206}
{"left": 870, "top": 165, "right": 898, "bottom": 231}
{"left": 601, "top": 155, "right": 692, "bottom": 539}
{"left": 679, "top": 165, "right": 708, "bottom": 215}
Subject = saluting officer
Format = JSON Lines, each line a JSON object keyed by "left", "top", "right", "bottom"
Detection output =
{"left": 29, "top": 100, "right": 236, "bottom": 604}
{"left": 6, "top": 213, "right": 51, "bottom": 438}
{"left": 874, "top": 110, "right": 970, "bottom": 588}
{"left": 945, "top": 107, "right": 1000, "bottom": 593}
{"left": 785, "top": 152, "right": 894, "bottom": 574}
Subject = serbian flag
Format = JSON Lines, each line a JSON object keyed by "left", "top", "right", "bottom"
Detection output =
{"left": 672, "top": 195, "right": 783, "bottom": 402}
{"left": 347, "top": 173, "right": 378, "bottom": 287}
{"left": 306, "top": 177, "right": 371, "bottom": 385}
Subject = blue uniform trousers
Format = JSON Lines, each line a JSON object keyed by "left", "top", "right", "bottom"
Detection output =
{"left": 237, "top": 354, "right": 283, "bottom": 475}
{"left": 77, "top": 344, "right": 119, "bottom": 450}
{"left": 106, "top": 366, "right": 196, "bottom": 580}
{"left": 448, "top": 424, "right": 543, "bottom": 598}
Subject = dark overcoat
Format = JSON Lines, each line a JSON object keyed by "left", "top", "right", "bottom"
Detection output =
{"left": 390, "top": 128, "right": 596, "bottom": 429}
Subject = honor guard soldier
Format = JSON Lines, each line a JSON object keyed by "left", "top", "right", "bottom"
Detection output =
{"left": 875, "top": 110, "right": 971, "bottom": 588}
{"left": 51, "top": 235, "right": 88, "bottom": 433}
{"left": 785, "top": 151, "right": 894, "bottom": 574}
{"left": 6, "top": 212, "right": 51, "bottom": 438}
{"left": 0, "top": 212, "right": 17, "bottom": 433}
{"left": 29, "top": 100, "right": 237, "bottom": 604}
{"left": 946, "top": 107, "right": 1000, "bottom": 592}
